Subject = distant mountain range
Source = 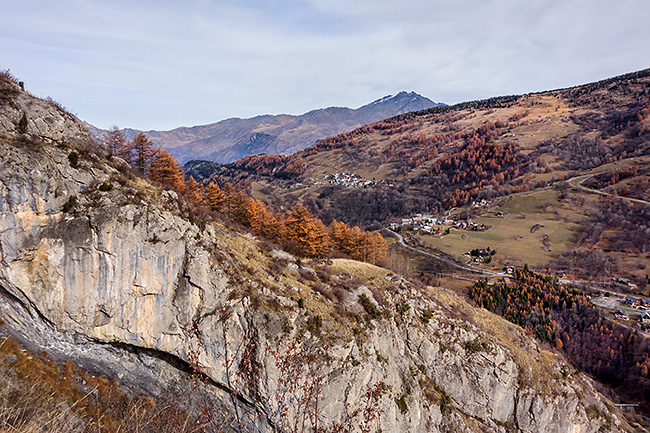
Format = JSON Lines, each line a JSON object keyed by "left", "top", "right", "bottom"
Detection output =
{"left": 86, "top": 91, "right": 441, "bottom": 164}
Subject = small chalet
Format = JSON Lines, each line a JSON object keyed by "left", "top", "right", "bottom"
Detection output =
{"left": 614, "top": 310, "right": 629, "bottom": 320}
{"left": 642, "top": 311, "right": 650, "bottom": 325}
{"left": 624, "top": 296, "right": 645, "bottom": 308}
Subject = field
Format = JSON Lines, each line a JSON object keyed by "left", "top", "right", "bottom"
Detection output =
{"left": 414, "top": 188, "right": 582, "bottom": 270}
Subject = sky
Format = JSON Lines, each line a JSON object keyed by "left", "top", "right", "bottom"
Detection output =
{"left": 2, "top": 0, "right": 650, "bottom": 131}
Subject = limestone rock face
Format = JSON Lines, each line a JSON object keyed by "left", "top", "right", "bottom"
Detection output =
{"left": 0, "top": 88, "right": 629, "bottom": 432}
{"left": 0, "top": 79, "right": 89, "bottom": 145}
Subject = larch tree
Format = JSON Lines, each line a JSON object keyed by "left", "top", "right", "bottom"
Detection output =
{"left": 105, "top": 125, "right": 127, "bottom": 156}
{"left": 185, "top": 175, "right": 204, "bottom": 204}
{"left": 246, "top": 199, "right": 272, "bottom": 236}
{"left": 222, "top": 183, "right": 250, "bottom": 224}
{"left": 149, "top": 147, "right": 185, "bottom": 191}
{"left": 284, "top": 203, "right": 330, "bottom": 257}
{"left": 205, "top": 182, "right": 225, "bottom": 212}
{"left": 132, "top": 132, "right": 155, "bottom": 174}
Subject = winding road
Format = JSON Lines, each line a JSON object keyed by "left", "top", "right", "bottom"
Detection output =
{"left": 382, "top": 228, "right": 501, "bottom": 277}
{"left": 569, "top": 173, "right": 650, "bottom": 206}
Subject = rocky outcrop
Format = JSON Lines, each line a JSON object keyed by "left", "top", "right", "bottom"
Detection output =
{"left": 0, "top": 79, "right": 89, "bottom": 145}
{"left": 0, "top": 87, "right": 629, "bottom": 432}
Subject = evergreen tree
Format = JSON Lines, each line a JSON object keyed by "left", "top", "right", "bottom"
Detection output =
{"left": 18, "top": 112, "right": 28, "bottom": 134}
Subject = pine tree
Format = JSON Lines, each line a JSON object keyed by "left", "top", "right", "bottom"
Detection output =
{"left": 132, "top": 132, "right": 154, "bottom": 174}
{"left": 18, "top": 112, "right": 28, "bottom": 134}
{"left": 149, "top": 147, "right": 185, "bottom": 191}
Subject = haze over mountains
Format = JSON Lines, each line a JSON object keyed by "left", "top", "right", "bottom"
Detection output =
{"left": 87, "top": 91, "right": 440, "bottom": 164}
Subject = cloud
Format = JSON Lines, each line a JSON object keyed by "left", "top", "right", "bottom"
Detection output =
{"left": 1, "top": 0, "right": 649, "bottom": 130}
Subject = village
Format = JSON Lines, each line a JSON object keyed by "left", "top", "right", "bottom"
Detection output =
{"left": 389, "top": 213, "right": 489, "bottom": 235}
{"left": 312, "top": 172, "right": 391, "bottom": 188}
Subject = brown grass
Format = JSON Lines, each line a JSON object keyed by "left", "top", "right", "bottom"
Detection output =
{"left": 0, "top": 335, "right": 209, "bottom": 432}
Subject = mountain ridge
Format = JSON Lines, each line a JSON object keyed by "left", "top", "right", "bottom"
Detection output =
{"left": 87, "top": 91, "right": 441, "bottom": 164}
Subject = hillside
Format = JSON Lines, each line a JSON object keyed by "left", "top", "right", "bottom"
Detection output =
{"left": 0, "top": 73, "right": 631, "bottom": 432}
{"left": 88, "top": 91, "right": 441, "bottom": 164}
{"left": 186, "top": 69, "right": 650, "bottom": 285}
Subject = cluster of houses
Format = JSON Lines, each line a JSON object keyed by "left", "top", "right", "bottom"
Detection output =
{"left": 318, "top": 172, "right": 387, "bottom": 188}
{"left": 389, "top": 214, "right": 489, "bottom": 235}
{"left": 613, "top": 295, "right": 650, "bottom": 324}
{"left": 463, "top": 247, "right": 496, "bottom": 264}
{"left": 623, "top": 295, "right": 650, "bottom": 310}
{"left": 613, "top": 309, "right": 650, "bottom": 324}
{"left": 470, "top": 199, "right": 490, "bottom": 209}
{"left": 612, "top": 277, "right": 638, "bottom": 290}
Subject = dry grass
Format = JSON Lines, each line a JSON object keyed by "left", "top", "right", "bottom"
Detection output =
{"left": 0, "top": 369, "right": 89, "bottom": 432}
{"left": 416, "top": 188, "right": 582, "bottom": 270}
{"left": 0, "top": 335, "right": 208, "bottom": 432}
{"left": 328, "top": 258, "right": 390, "bottom": 281}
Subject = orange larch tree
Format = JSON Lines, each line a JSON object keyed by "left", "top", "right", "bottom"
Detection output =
{"left": 284, "top": 204, "right": 330, "bottom": 257}
{"left": 185, "top": 175, "right": 204, "bottom": 204}
{"left": 149, "top": 147, "right": 186, "bottom": 191}
{"left": 205, "top": 182, "right": 225, "bottom": 213}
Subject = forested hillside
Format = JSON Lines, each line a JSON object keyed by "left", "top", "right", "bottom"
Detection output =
{"left": 187, "top": 68, "right": 650, "bottom": 227}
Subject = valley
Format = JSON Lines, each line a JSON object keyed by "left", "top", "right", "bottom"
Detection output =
{"left": 1, "top": 67, "right": 649, "bottom": 432}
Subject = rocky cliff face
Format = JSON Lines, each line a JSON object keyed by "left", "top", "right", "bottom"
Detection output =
{"left": 0, "top": 80, "right": 630, "bottom": 432}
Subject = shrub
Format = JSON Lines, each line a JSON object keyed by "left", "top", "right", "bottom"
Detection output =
{"left": 395, "top": 395, "right": 408, "bottom": 413}
{"left": 98, "top": 182, "right": 113, "bottom": 192}
{"left": 420, "top": 309, "right": 433, "bottom": 324}
{"left": 44, "top": 96, "right": 69, "bottom": 114}
{"left": 18, "top": 112, "right": 28, "bottom": 134}
{"left": 307, "top": 315, "right": 322, "bottom": 334}
{"left": 62, "top": 195, "right": 78, "bottom": 213}
{"left": 0, "top": 69, "right": 20, "bottom": 85}
{"left": 434, "top": 384, "right": 451, "bottom": 414}
{"left": 397, "top": 302, "right": 411, "bottom": 315}
{"left": 464, "top": 339, "right": 488, "bottom": 353}
{"left": 270, "top": 258, "right": 287, "bottom": 275}
{"left": 68, "top": 151, "right": 79, "bottom": 168}
{"left": 359, "top": 294, "right": 380, "bottom": 319}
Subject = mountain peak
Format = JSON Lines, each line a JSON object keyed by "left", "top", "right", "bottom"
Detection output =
{"left": 89, "top": 93, "right": 442, "bottom": 164}
{"left": 367, "top": 91, "right": 433, "bottom": 106}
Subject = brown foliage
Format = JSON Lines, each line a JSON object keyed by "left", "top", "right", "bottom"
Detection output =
{"left": 132, "top": 132, "right": 155, "bottom": 174}
{"left": 149, "top": 147, "right": 186, "bottom": 191}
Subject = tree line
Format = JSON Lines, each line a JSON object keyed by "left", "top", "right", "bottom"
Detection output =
{"left": 103, "top": 128, "right": 386, "bottom": 262}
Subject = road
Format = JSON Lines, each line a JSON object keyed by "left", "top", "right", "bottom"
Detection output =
{"left": 569, "top": 173, "right": 650, "bottom": 206}
{"left": 383, "top": 228, "right": 502, "bottom": 277}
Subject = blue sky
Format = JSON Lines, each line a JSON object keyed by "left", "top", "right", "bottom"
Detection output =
{"left": 2, "top": 0, "right": 649, "bottom": 130}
